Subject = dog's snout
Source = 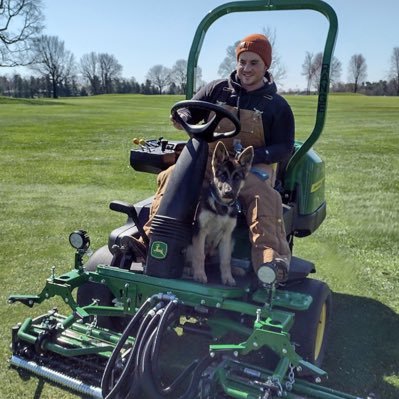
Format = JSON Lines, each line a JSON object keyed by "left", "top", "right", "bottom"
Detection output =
{"left": 222, "top": 184, "right": 234, "bottom": 198}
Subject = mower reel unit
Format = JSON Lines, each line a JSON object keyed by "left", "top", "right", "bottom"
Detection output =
{"left": 8, "top": 1, "right": 367, "bottom": 399}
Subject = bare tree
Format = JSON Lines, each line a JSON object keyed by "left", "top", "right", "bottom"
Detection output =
{"left": 302, "top": 52, "right": 316, "bottom": 94}
{"left": 97, "top": 53, "right": 122, "bottom": 94}
{"left": 310, "top": 52, "right": 342, "bottom": 92}
{"left": 218, "top": 40, "right": 239, "bottom": 78}
{"left": 348, "top": 54, "right": 367, "bottom": 93}
{"left": 218, "top": 28, "right": 286, "bottom": 84}
{"left": 303, "top": 51, "right": 342, "bottom": 94}
{"left": 0, "top": 0, "right": 44, "bottom": 66}
{"left": 170, "top": 59, "right": 187, "bottom": 94}
{"left": 262, "top": 27, "right": 286, "bottom": 83}
{"left": 170, "top": 59, "right": 203, "bottom": 94}
{"left": 80, "top": 52, "right": 101, "bottom": 95}
{"left": 389, "top": 47, "right": 399, "bottom": 96}
{"left": 146, "top": 64, "right": 171, "bottom": 94}
{"left": 194, "top": 66, "right": 205, "bottom": 90}
{"left": 80, "top": 52, "right": 121, "bottom": 94}
{"left": 312, "top": 53, "right": 324, "bottom": 92}
{"left": 30, "top": 35, "right": 75, "bottom": 98}
{"left": 330, "top": 56, "right": 342, "bottom": 88}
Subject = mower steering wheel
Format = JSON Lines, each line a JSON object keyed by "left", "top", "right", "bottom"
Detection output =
{"left": 171, "top": 100, "right": 240, "bottom": 143}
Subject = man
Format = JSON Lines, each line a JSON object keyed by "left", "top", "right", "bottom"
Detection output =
{"left": 148, "top": 33, "right": 294, "bottom": 283}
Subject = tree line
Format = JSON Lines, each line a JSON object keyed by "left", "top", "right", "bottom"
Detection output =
{"left": 1, "top": 36, "right": 398, "bottom": 99}
{"left": 0, "top": 32, "right": 202, "bottom": 97}
{"left": 301, "top": 50, "right": 399, "bottom": 96}
{"left": 1, "top": 0, "right": 398, "bottom": 98}
{"left": 0, "top": 1, "right": 202, "bottom": 98}
{"left": 1, "top": 35, "right": 398, "bottom": 98}
{"left": 0, "top": 44, "right": 202, "bottom": 98}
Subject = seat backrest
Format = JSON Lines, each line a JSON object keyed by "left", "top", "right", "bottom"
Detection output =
{"left": 108, "top": 198, "right": 152, "bottom": 251}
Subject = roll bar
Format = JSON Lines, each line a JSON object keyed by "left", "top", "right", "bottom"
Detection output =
{"left": 185, "top": 0, "right": 338, "bottom": 188}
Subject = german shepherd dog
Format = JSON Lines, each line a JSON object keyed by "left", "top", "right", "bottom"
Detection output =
{"left": 186, "top": 141, "right": 254, "bottom": 286}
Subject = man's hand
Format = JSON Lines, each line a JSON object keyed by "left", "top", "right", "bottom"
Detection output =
{"left": 170, "top": 109, "right": 190, "bottom": 130}
{"left": 170, "top": 114, "right": 183, "bottom": 130}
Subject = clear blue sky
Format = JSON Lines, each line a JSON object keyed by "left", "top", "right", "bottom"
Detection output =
{"left": 5, "top": 0, "right": 399, "bottom": 90}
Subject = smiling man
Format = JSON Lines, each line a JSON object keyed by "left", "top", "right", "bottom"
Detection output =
{"left": 235, "top": 34, "right": 272, "bottom": 91}
{"left": 149, "top": 33, "right": 295, "bottom": 284}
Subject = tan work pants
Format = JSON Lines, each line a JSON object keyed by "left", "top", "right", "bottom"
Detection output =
{"left": 144, "top": 160, "right": 291, "bottom": 272}
{"left": 144, "top": 104, "right": 291, "bottom": 272}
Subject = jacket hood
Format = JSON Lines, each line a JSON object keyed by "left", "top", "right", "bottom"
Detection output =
{"left": 228, "top": 70, "right": 277, "bottom": 96}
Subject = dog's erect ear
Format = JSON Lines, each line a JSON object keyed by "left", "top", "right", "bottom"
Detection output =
{"left": 212, "top": 141, "right": 230, "bottom": 167}
{"left": 237, "top": 146, "right": 254, "bottom": 175}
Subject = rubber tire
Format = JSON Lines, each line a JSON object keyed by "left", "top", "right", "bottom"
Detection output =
{"left": 283, "top": 278, "right": 332, "bottom": 372}
{"left": 83, "top": 244, "right": 113, "bottom": 272}
{"left": 76, "top": 245, "right": 125, "bottom": 331}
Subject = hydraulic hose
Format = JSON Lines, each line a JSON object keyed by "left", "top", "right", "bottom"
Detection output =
{"left": 140, "top": 329, "right": 201, "bottom": 398}
{"left": 111, "top": 307, "right": 164, "bottom": 399}
{"left": 101, "top": 296, "right": 161, "bottom": 399}
{"left": 145, "top": 300, "right": 197, "bottom": 394}
{"left": 102, "top": 293, "right": 212, "bottom": 399}
{"left": 139, "top": 300, "right": 213, "bottom": 399}
{"left": 114, "top": 307, "right": 162, "bottom": 398}
{"left": 141, "top": 350, "right": 214, "bottom": 399}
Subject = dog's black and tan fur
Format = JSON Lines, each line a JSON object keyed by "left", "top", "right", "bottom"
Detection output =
{"left": 186, "top": 141, "right": 254, "bottom": 286}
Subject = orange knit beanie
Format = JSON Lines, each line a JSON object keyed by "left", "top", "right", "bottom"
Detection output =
{"left": 236, "top": 33, "right": 272, "bottom": 69}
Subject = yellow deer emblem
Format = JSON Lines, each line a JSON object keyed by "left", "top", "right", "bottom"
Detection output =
{"left": 150, "top": 241, "right": 168, "bottom": 259}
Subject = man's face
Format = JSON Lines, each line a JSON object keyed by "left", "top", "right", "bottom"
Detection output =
{"left": 236, "top": 51, "right": 268, "bottom": 91}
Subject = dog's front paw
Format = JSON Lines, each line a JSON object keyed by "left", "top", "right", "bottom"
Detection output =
{"left": 221, "top": 273, "right": 236, "bottom": 286}
{"left": 193, "top": 270, "right": 208, "bottom": 284}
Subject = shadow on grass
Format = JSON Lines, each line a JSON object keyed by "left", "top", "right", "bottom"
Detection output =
{"left": 324, "top": 292, "right": 399, "bottom": 399}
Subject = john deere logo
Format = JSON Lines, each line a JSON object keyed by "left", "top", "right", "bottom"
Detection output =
{"left": 150, "top": 241, "right": 168, "bottom": 260}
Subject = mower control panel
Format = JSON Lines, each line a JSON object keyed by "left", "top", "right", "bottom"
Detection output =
{"left": 130, "top": 138, "right": 186, "bottom": 174}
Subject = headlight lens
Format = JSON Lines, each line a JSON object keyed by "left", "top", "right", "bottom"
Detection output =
{"left": 69, "top": 230, "right": 90, "bottom": 250}
{"left": 257, "top": 264, "right": 277, "bottom": 285}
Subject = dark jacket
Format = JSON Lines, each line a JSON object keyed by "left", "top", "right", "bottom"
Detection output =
{"left": 188, "top": 71, "right": 295, "bottom": 165}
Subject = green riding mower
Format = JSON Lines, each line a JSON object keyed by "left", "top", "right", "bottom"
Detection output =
{"left": 8, "top": 1, "right": 370, "bottom": 398}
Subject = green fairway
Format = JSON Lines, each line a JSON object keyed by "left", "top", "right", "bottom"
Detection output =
{"left": 0, "top": 93, "right": 398, "bottom": 399}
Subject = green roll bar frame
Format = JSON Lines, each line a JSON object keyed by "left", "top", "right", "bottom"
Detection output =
{"left": 185, "top": 0, "right": 338, "bottom": 189}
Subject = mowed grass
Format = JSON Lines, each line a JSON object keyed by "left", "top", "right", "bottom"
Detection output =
{"left": 0, "top": 93, "right": 398, "bottom": 399}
